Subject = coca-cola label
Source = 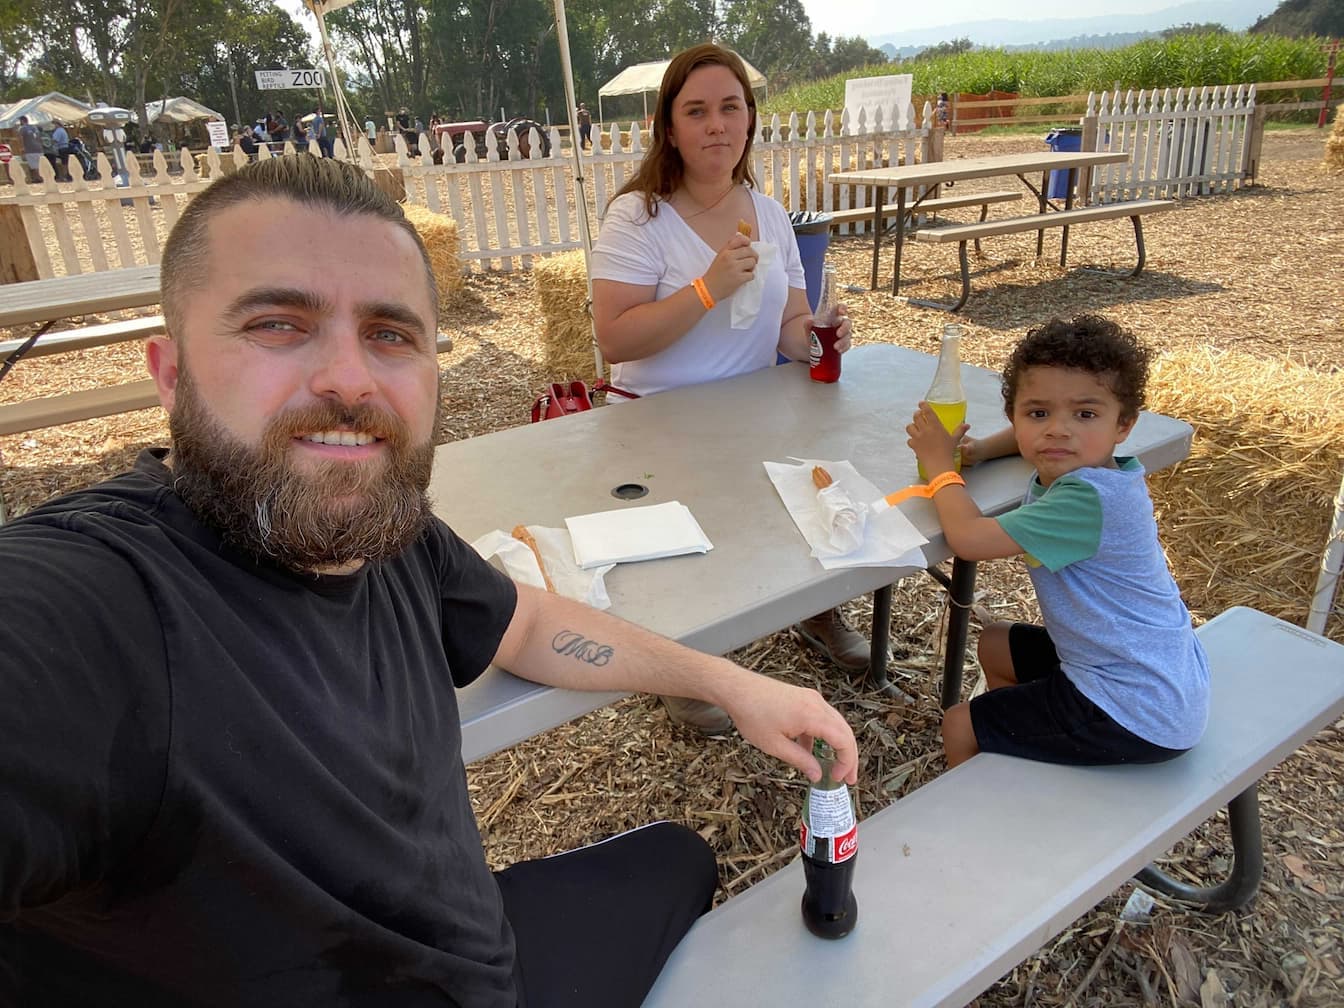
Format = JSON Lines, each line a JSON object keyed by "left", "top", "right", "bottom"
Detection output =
{"left": 799, "top": 820, "right": 858, "bottom": 863}
{"left": 808, "top": 330, "right": 822, "bottom": 367}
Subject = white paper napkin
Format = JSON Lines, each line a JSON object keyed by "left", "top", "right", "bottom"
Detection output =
{"left": 730, "top": 241, "right": 777, "bottom": 330}
{"left": 763, "top": 458, "right": 929, "bottom": 570}
{"left": 565, "top": 501, "right": 713, "bottom": 569}
{"left": 471, "top": 526, "right": 614, "bottom": 609}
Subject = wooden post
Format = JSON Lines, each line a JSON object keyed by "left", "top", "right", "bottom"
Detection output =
{"left": 1244, "top": 105, "right": 1267, "bottom": 184}
{"left": 0, "top": 203, "right": 39, "bottom": 285}
{"left": 1079, "top": 114, "right": 1100, "bottom": 205}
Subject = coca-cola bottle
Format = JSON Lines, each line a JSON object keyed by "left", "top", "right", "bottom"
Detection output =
{"left": 807, "top": 262, "right": 841, "bottom": 383}
{"left": 799, "top": 738, "right": 858, "bottom": 939}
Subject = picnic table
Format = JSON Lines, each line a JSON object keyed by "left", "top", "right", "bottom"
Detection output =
{"left": 829, "top": 150, "right": 1130, "bottom": 296}
{"left": 426, "top": 344, "right": 1193, "bottom": 762}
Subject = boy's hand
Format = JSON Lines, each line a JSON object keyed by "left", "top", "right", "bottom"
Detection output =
{"left": 907, "top": 402, "right": 969, "bottom": 478}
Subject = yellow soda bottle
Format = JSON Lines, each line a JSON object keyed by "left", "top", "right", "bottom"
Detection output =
{"left": 917, "top": 323, "right": 967, "bottom": 481}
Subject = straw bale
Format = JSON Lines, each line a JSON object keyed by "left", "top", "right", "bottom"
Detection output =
{"left": 1327, "top": 106, "right": 1344, "bottom": 170}
{"left": 400, "top": 202, "right": 466, "bottom": 307}
{"left": 1145, "top": 347, "right": 1344, "bottom": 636}
{"left": 531, "top": 249, "right": 600, "bottom": 379}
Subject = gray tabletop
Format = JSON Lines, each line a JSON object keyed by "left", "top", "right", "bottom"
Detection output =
{"left": 429, "top": 344, "right": 1193, "bottom": 762}
{"left": 828, "top": 150, "right": 1129, "bottom": 190}
{"left": 0, "top": 264, "right": 161, "bottom": 329}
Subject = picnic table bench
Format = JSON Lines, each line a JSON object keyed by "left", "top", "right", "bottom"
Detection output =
{"left": 644, "top": 606, "right": 1344, "bottom": 1006}
{"left": 828, "top": 189, "right": 1023, "bottom": 234}
{"left": 908, "top": 198, "right": 1175, "bottom": 312}
{"left": 0, "top": 332, "right": 457, "bottom": 438}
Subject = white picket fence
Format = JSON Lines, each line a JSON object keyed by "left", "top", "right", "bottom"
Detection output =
{"left": 1084, "top": 85, "right": 1260, "bottom": 201}
{"left": 394, "top": 104, "right": 930, "bottom": 272}
{"left": 1, "top": 87, "right": 1265, "bottom": 280}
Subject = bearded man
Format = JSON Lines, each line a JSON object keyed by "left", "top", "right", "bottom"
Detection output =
{"left": 0, "top": 155, "right": 857, "bottom": 1007}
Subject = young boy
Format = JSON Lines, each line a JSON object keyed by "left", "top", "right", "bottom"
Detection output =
{"left": 906, "top": 315, "right": 1209, "bottom": 769}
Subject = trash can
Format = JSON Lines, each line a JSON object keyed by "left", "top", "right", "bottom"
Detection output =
{"left": 1043, "top": 126, "right": 1084, "bottom": 200}
{"left": 789, "top": 210, "right": 833, "bottom": 312}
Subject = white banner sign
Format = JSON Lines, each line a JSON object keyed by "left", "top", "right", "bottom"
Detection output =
{"left": 206, "top": 119, "right": 230, "bottom": 149}
{"left": 255, "top": 68, "right": 325, "bottom": 90}
{"left": 843, "top": 74, "right": 913, "bottom": 134}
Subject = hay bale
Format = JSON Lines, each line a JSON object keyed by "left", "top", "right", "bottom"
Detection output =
{"left": 1145, "top": 347, "right": 1344, "bottom": 638}
{"left": 1326, "top": 106, "right": 1344, "bottom": 171}
{"left": 531, "top": 249, "right": 600, "bottom": 379}
{"left": 400, "top": 203, "right": 466, "bottom": 307}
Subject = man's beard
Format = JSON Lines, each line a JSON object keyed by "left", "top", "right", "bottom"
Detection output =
{"left": 167, "top": 370, "right": 437, "bottom": 572}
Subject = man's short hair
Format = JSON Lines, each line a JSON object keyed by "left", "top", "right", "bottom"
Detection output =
{"left": 161, "top": 155, "right": 438, "bottom": 338}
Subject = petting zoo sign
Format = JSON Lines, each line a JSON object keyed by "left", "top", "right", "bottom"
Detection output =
{"left": 254, "top": 69, "right": 325, "bottom": 90}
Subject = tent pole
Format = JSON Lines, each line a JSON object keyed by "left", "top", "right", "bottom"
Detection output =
{"left": 310, "top": 3, "right": 358, "bottom": 158}
{"left": 551, "top": 0, "right": 604, "bottom": 380}
{"left": 1307, "top": 469, "right": 1344, "bottom": 636}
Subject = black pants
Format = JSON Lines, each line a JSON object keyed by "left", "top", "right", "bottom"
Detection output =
{"left": 495, "top": 821, "right": 717, "bottom": 1008}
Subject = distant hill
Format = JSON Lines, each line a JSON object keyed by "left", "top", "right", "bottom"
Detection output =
{"left": 1250, "top": 0, "right": 1344, "bottom": 37}
{"left": 869, "top": 0, "right": 1277, "bottom": 53}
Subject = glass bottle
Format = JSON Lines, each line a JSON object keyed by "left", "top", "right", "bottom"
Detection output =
{"left": 800, "top": 738, "right": 858, "bottom": 939}
{"left": 808, "top": 263, "right": 842, "bottom": 383}
{"left": 917, "top": 322, "right": 967, "bottom": 481}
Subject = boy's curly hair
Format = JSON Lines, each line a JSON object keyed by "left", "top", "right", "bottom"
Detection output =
{"left": 1001, "top": 315, "right": 1154, "bottom": 422}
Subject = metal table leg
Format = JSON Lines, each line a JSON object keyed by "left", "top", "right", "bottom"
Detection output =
{"left": 925, "top": 558, "right": 978, "bottom": 709}
{"left": 891, "top": 187, "right": 908, "bottom": 297}
{"left": 1134, "top": 785, "right": 1264, "bottom": 912}
{"left": 865, "top": 584, "right": 908, "bottom": 700}
{"left": 868, "top": 189, "right": 885, "bottom": 290}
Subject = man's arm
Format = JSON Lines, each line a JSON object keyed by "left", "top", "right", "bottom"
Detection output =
{"left": 907, "top": 402, "right": 1024, "bottom": 562}
{"left": 492, "top": 584, "right": 858, "bottom": 785}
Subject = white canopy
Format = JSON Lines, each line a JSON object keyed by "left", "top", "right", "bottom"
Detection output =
{"left": 0, "top": 92, "right": 91, "bottom": 131}
{"left": 597, "top": 53, "right": 766, "bottom": 124}
{"left": 599, "top": 54, "right": 766, "bottom": 99}
{"left": 145, "top": 96, "right": 225, "bottom": 125}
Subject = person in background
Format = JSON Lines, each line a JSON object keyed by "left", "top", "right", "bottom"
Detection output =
{"left": 0, "top": 154, "right": 859, "bottom": 1006}
{"left": 50, "top": 119, "right": 73, "bottom": 182}
{"left": 906, "top": 315, "right": 1209, "bottom": 769}
{"left": 311, "top": 105, "right": 333, "bottom": 158}
{"left": 576, "top": 100, "right": 593, "bottom": 150}
{"left": 235, "top": 124, "right": 258, "bottom": 160}
{"left": 17, "top": 115, "right": 43, "bottom": 182}
{"left": 935, "top": 92, "right": 951, "bottom": 128}
{"left": 589, "top": 43, "right": 869, "bottom": 734}
{"left": 364, "top": 114, "right": 377, "bottom": 149}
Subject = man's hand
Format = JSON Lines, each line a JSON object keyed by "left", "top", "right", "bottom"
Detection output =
{"left": 713, "top": 673, "right": 859, "bottom": 785}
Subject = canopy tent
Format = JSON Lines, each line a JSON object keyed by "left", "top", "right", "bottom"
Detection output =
{"left": 145, "top": 96, "right": 224, "bottom": 125}
{"left": 0, "top": 92, "right": 91, "bottom": 131}
{"left": 597, "top": 54, "right": 767, "bottom": 124}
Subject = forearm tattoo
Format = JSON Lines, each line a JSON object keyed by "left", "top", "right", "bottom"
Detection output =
{"left": 551, "top": 629, "right": 614, "bottom": 667}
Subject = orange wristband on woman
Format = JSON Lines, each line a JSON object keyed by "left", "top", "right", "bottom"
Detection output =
{"left": 692, "top": 277, "right": 715, "bottom": 310}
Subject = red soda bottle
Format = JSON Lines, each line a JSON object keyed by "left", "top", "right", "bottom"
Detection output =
{"left": 807, "top": 262, "right": 841, "bottom": 383}
{"left": 799, "top": 738, "right": 858, "bottom": 938}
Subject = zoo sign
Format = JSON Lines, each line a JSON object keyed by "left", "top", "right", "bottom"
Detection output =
{"left": 254, "top": 69, "right": 325, "bottom": 90}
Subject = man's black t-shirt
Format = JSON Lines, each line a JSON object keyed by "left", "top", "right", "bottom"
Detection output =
{"left": 0, "top": 450, "right": 520, "bottom": 1006}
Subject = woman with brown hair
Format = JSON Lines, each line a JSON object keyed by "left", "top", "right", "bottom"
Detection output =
{"left": 590, "top": 43, "right": 869, "bottom": 734}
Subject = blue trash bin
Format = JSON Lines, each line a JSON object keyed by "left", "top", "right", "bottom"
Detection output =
{"left": 1043, "top": 126, "right": 1083, "bottom": 199}
{"left": 790, "top": 211, "right": 832, "bottom": 312}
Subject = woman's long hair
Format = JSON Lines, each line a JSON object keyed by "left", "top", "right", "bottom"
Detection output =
{"left": 614, "top": 44, "right": 759, "bottom": 218}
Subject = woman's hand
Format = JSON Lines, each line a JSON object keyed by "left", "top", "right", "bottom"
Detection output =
{"left": 702, "top": 233, "right": 758, "bottom": 303}
{"left": 832, "top": 303, "right": 853, "bottom": 354}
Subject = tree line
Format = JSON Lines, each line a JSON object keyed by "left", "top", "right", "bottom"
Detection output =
{"left": 1, "top": 0, "right": 885, "bottom": 138}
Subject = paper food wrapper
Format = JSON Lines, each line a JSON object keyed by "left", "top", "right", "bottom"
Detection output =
{"left": 731, "top": 241, "right": 777, "bottom": 330}
{"left": 763, "top": 458, "right": 929, "bottom": 571}
{"left": 815, "top": 482, "right": 866, "bottom": 554}
{"left": 565, "top": 501, "right": 713, "bottom": 569}
{"left": 472, "top": 526, "right": 614, "bottom": 609}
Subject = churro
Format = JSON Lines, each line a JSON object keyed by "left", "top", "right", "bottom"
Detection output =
{"left": 511, "top": 524, "right": 556, "bottom": 592}
{"left": 736, "top": 219, "right": 752, "bottom": 238}
{"left": 811, "top": 466, "right": 833, "bottom": 490}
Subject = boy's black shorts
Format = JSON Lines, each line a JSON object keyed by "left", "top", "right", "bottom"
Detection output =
{"left": 968, "top": 623, "right": 1187, "bottom": 767}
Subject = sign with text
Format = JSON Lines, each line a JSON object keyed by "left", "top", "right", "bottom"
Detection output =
{"left": 843, "top": 74, "right": 913, "bottom": 134}
{"left": 254, "top": 68, "right": 325, "bottom": 91}
{"left": 206, "top": 120, "right": 230, "bottom": 149}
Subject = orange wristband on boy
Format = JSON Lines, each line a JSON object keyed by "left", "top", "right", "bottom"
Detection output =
{"left": 869, "top": 471, "right": 966, "bottom": 513}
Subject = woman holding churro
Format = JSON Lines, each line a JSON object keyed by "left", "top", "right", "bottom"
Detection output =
{"left": 590, "top": 44, "right": 868, "bottom": 733}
